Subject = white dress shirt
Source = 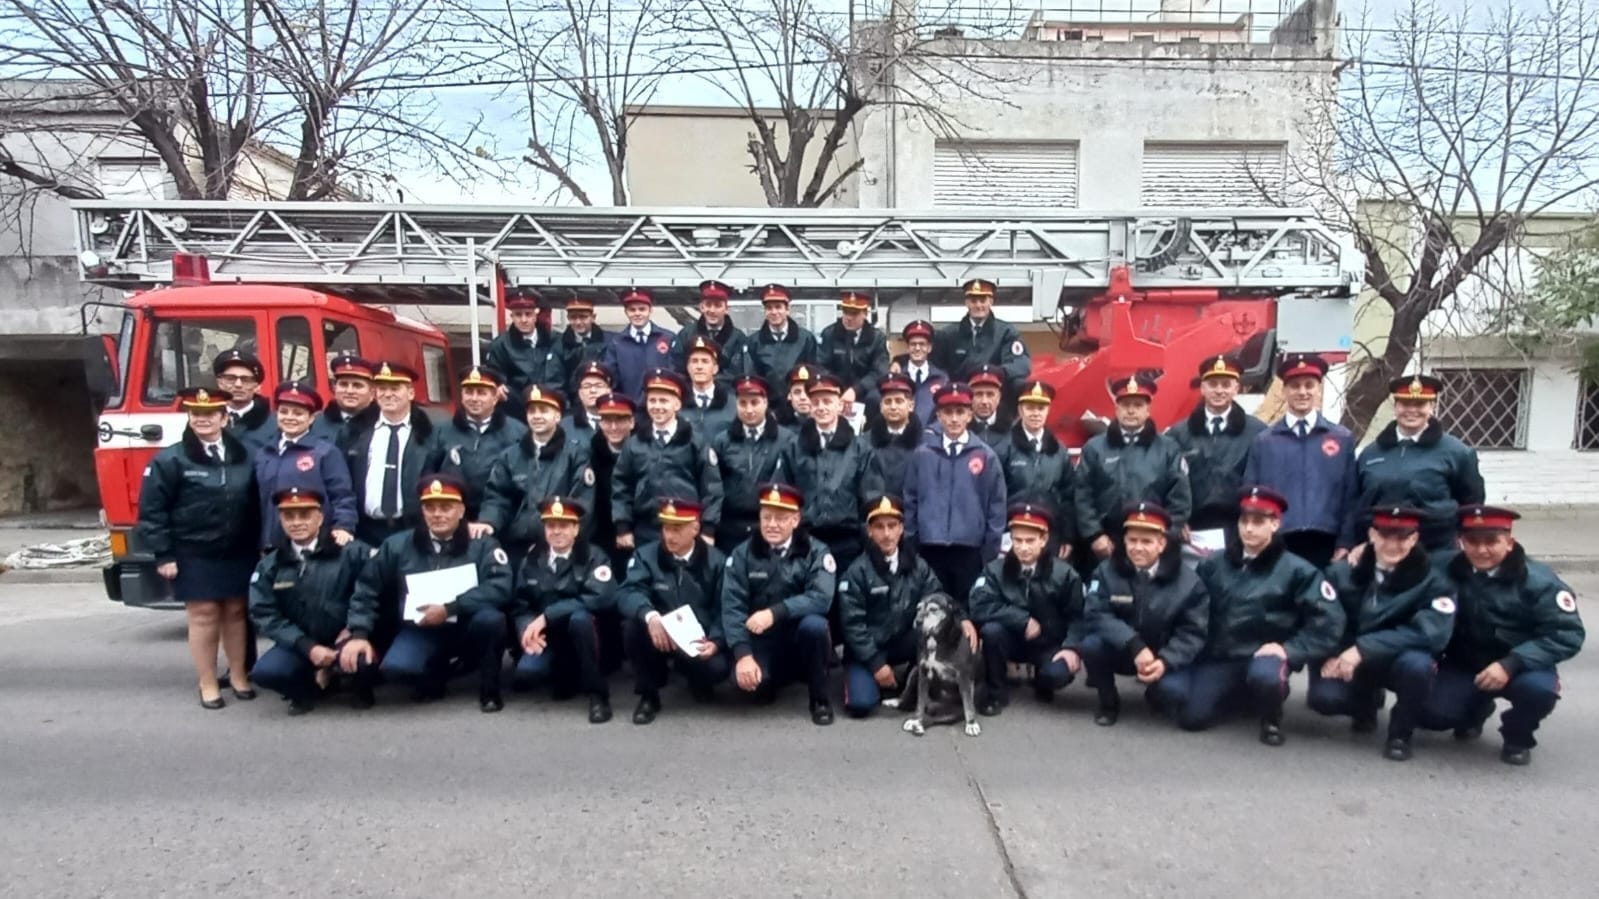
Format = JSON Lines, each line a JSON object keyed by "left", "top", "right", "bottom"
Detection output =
{"left": 363, "top": 416, "right": 412, "bottom": 518}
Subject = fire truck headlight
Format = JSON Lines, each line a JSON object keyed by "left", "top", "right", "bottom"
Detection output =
{"left": 78, "top": 250, "right": 101, "bottom": 268}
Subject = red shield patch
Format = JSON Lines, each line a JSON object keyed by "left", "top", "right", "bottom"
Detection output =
{"left": 1321, "top": 438, "right": 1339, "bottom": 457}
{"left": 968, "top": 456, "right": 984, "bottom": 475}
{"left": 656, "top": 339, "right": 670, "bottom": 355}
{"left": 295, "top": 455, "right": 315, "bottom": 472}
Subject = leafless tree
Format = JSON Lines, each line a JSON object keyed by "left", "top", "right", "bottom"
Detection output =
{"left": 0, "top": 0, "right": 497, "bottom": 202}
{"left": 1293, "top": 0, "right": 1599, "bottom": 438}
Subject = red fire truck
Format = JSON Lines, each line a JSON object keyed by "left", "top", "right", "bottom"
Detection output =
{"left": 73, "top": 201, "right": 1359, "bottom": 606}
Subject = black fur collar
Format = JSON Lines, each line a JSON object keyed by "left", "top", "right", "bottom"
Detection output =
{"left": 727, "top": 413, "right": 781, "bottom": 443}
{"left": 453, "top": 405, "right": 511, "bottom": 433}
{"left": 533, "top": 540, "right": 592, "bottom": 569}
{"left": 590, "top": 430, "right": 623, "bottom": 461}
{"left": 1447, "top": 542, "right": 1529, "bottom": 584}
{"left": 800, "top": 417, "right": 856, "bottom": 452}
{"left": 655, "top": 539, "right": 705, "bottom": 572}
{"left": 1224, "top": 534, "right": 1286, "bottom": 569}
{"left": 1111, "top": 540, "right": 1184, "bottom": 584}
{"left": 757, "top": 322, "right": 804, "bottom": 345}
{"left": 1106, "top": 423, "right": 1158, "bottom": 449}
{"left": 750, "top": 530, "right": 815, "bottom": 560}
{"left": 864, "top": 540, "right": 918, "bottom": 579}
{"left": 1376, "top": 417, "right": 1443, "bottom": 449}
{"left": 1351, "top": 543, "right": 1432, "bottom": 592}
{"left": 230, "top": 397, "right": 271, "bottom": 430}
{"left": 827, "top": 320, "right": 879, "bottom": 345}
{"left": 693, "top": 317, "right": 743, "bottom": 345}
{"left": 560, "top": 324, "right": 607, "bottom": 348}
{"left": 687, "top": 382, "right": 729, "bottom": 409}
{"left": 327, "top": 402, "right": 377, "bottom": 428}
{"left": 272, "top": 526, "right": 343, "bottom": 561}
{"left": 634, "top": 418, "right": 695, "bottom": 448}
{"left": 868, "top": 413, "right": 921, "bottom": 449}
{"left": 1007, "top": 422, "right": 1061, "bottom": 454}
{"left": 1002, "top": 551, "right": 1056, "bottom": 581}
{"left": 507, "top": 323, "right": 554, "bottom": 349}
{"left": 521, "top": 424, "right": 570, "bottom": 459}
{"left": 180, "top": 426, "right": 249, "bottom": 464}
{"left": 411, "top": 521, "right": 470, "bottom": 556}
{"left": 1186, "top": 402, "right": 1248, "bottom": 436}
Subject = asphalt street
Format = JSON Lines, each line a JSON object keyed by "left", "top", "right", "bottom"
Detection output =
{"left": 2, "top": 577, "right": 1597, "bottom": 899}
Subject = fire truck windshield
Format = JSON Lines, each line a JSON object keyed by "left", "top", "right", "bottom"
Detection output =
{"left": 142, "top": 316, "right": 258, "bottom": 405}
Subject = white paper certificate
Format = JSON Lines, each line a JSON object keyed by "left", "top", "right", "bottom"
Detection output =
{"left": 659, "top": 605, "right": 707, "bottom": 657}
{"left": 1189, "top": 529, "right": 1227, "bottom": 555}
{"left": 403, "top": 564, "right": 477, "bottom": 623}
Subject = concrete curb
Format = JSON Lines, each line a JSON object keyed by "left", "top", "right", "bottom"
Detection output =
{"left": 0, "top": 568, "right": 106, "bottom": 585}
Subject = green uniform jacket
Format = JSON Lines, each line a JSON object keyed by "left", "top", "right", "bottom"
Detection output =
{"left": 1195, "top": 537, "right": 1344, "bottom": 666}
{"left": 862, "top": 415, "right": 922, "bottom": 501}
{"left": 817, "top": 320, "right": 891, "bottom": 404}
{"left": 747, "top": 323, "right": 819, "bottom": 406}
{"left": 1354, "top": 419, "right": 1485, "bottom": 548}
{"left": 1324, "top": 546, "right": 1456, "bottom": 667}
{"left": 993, "top": 423, "right": 1077, "bottom": 542}
{"left": 480, "top": 427, "right": 596, "bottom": 552}
{"left": 249, "top": 533, "right": 373, "bottom": 656}
{"left": 1166, "top": 402, "right": 1268, "bottom": 529}
{"left": 616, "top": 540, "right": 729, "bottom": 645}
{"left": 1086, "top": 546, "right": 1210, "bottom": 667}
{"left": 485, "top": 324, "right": 559, "bottom": 409}
{"left": 347, "top": 524, "right": 514, "bottom": 638}
{"left": 721, "top": 532, "right": 837, "bottom": 659}
{"left": 838, "top": 543, "right": 945, "bottom": 670}
{"left": 711, "top": 415, "right": 795, "bottom": 530}
{"left": 1436, "top": 545, "right": 1585, "bottom": 674}
{"left": 136, "top": 429, "right": 260, "bottom": 563}
{"left": 971, "top": 553, "right": 1086, "bottom": 649}
{"left": 780, "top": 419, "right": 876, "bottom": 534}
{"left": 931, "top": 315, "right": 1031, "bottom": 388}
{"left": 511, "top": 544, "right": 616, "bottom": 635}
{"left": 430, "top": 408, "right": 529, "bottom": 520}
{"left": 612, "top": 419, "right": 724, "bottom": 538}
{"left": 1075, "top": 424, "right": 1193, "bottom": 541}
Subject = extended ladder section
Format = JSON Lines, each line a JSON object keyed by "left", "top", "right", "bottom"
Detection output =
{"left": 72, "top": 201, "right": 1362, "bottom": 319}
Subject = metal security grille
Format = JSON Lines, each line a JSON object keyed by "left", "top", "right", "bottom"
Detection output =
{"left": 932, "top": 141, "right": 1079, "bottom": 208}
{"left": 1140, "top": 143, "right": 1287, "bottom": 206}
{"left": 1576, "top": 378, "right": 1599, "bottom": 450}
{"left": 1433, "top": 368, "right": 1529, "bottom": 449}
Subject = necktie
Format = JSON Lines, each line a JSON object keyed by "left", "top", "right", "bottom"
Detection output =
{"left": 747, "top": 427, "right": 761, "bottom": 441}
{"left": 948, "top": 441, "right": 961, "bottom": 458}
{"left": 229, "top": 411, "right": 242, "bottom": 428}
{"left": 774, "top": 330, "right": 786, "bottom": 342}
{"left": 381, "top": 423, "right": 401, "bottom": 519}
{"left": 207, "top": 444, "right": 222, "bottom": 463}
{"left": 635, "top": 329, "right": 647, "bottom": 344}
{"left": 888, "top": 556, "right": 898, "bottom": 575}
{"left": 1032, "top": 437, "right": 1041, "bottom": 453}
{"left": 1294, "top": 420, "right": 1308, "bottom": 438}
{"left": 698, "top": 394, "right": 710, "bottom": 409}
{"left": 1210, "top": 416, "right": 1224, "bottom": 435}
{"left": 819, "top": 431, "right": 834, "bottom": 444}
{"left": 550, "top": 555, "right": 562, "bottom": 573}
{"left": 655, "top": 429, "right": 669, "bottom": 445}
{"left": 432, "top": 540, "right": 444, "bottom": 554}
{"left": 1021, "top": 566, "right": 1035, "bottom": 578}
{"left": 280, "top": 438, "right": 292, "bottom": 454}
{"left": 913, "top": 368, "right": 924, "bottom": 385}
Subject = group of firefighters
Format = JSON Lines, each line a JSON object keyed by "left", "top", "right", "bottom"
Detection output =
{"left": 135, "top": 278, "right": 1585, "bottom": 766}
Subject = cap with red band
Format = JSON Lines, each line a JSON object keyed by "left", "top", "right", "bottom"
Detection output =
{"left": 419, "top": 476, "right": 466, "bottom": 504}
{"left": 1390, "top": 374, "right": 1442, "bottom": 401}
{"left": 644, "top": 369, "right": 685, "bottom": 398}
{"left": 177, "top": 387, "right": 228, "bottom": 412}
{"left": 539, "top": 496, "right": 584, "bottom": 523}
{"left": 761, "top": 284, "right": 791, "bottom": 305}
{"left": 699, "top": 280, "right": 733, "bottom": 302}
{"left": 566, "top": 296, "right": 595, "bottom": 313}
{"left": 686, "top": 335, "right": 720, "bottom": 360}
{"left": 504, "top": 290, "right": 540, "bottom": 311}
{"left": 1372, "top": 506, "right": 1425, "bottom": 531}
{"left": 577, "top": 361, "right": 613, "bottom": 386}
{"left": 460, "top": 366, "right": 503, "bottom": 390}
{"left": 839, "top": 291, "right": 871, "bottom": 312}
{"left": 1458, "top": 504, "right": 1520, "bottom": 532}
{"left": 878, "top": 374, "right": 914, "bottom": 395}
{"left": 757, "top": 482, "right": 803, "bottom": 512}
{"left": 524, "top": 385, "right": 565, "bottom": 412}
{"left": 1008, "top": 502, "right": 1052, "bottom": 533}
{"left": 1277, "top": 354, "right": 1328, "bottom": 382}
{"left": 901, "top": 320, "right": 935, "bottom": 342}
{"left": 595, "top": 392, "right": 637, "bottom": 417}
{"left": 1238, "top": 486, "right": 1288, "bottom": 518}
{"left": 273, "top": 379, "right": 323, "bottom": 412}
{"left": 1110, "top": 375, "right": 1157, "bottom": 401}
{"left": 329, "top": 354, "right": 375, "bottom": 381}
{"left": 734, "top": 375, "right": 768, "bottom": 397}
{"left": 969, "top": 366, "right": 1004, "bottom": 390}
{"left": 372, "top": 361, "right": 417, "bottom": 385}
{"left": 273, "top": 486, "right": 324, "bottom": 510}
{"left": 1199, "top": 355, "right": 1242, "bottom": 381}
{"left": 658, "top": 497, "right": 703, "bottom": 524}
{"left": 1123, "top": 501, "right": 1171, "bottom": 533}
{"left": 806, "top": 373, "right": 845, "bottom": 396}
{"left": 933, "top": 382, "right": 973, "bottom": 408}
{"left": 620, "top": 287, "right": 654, "bottom": 307}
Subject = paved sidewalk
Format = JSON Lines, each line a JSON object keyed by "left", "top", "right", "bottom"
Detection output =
{"left": 0, "top": 509, "right": 106, "bottom": 583}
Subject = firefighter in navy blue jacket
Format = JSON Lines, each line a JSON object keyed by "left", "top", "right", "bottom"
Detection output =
{"left": 614, "top": 498, "right": 731, "bottom": 724}
{"left": 214, "top": 349, "right": 275, "bottom": 454}
{"left": 862, "top": 374, "right": 922, "bottom": 500}
{"left": 711, "top": 376, "right": 794, "bottom": 551}
{"left": 966, "top": 366, "right": 1012, "bottom": 447}
{"left": 601, "top": 287, "right": 676, "bottom": 399}
{"left": 931, "top": 278, "right": 1031, "bottom": 392}
{"left": 970, "top": 503, "right": 1086, "bottom": 716}
{"left": 543, "top": 296, "right": 612, "bottom": 396}
{"left": 1243, "top": 354, "right": 1359, "bottom": 568}
{"left": 1308, "top": 506, "right": 1456, "bottom": 761}
{"left": 679, "top": 334, "right": 739, "bottom": 438}
{"left": 312, "top": 353, "right": 376, "bottom": 443}
{"left": 612, "top": 369, "right": 724, "bottom": 549}
{"left": 722, "top": 483, "right": 838, "bottom": 726}
{"left": 478, "top": 384, "right": 594, "bottom": 565}
{"left": 253, "top": 380, "right": 358, "bottom": 551}
{"left": 781, "top": 372, "right": 874, "bottom": 571}
{"left": 1178, "top": 487, "right": 1344, "bottom": 745}
{"left": 511, "top": 497, "right": 618, "bottom": 723}
{"left": 891, "top": 319, "right": 948, "bottom": 425}
{"left": 839, "top": 495, "right": 951, "bottom": 718}
{"left": 993, "top": 380, "right": 1076, "bottom": 554}
{"left": 429, "top": 366, "right": 528, "bottom": 522}
{"left": 1353, "top": 375, "right": 1486, "bottom": 553}
{"left": 747, "top": 284, "right": 819, "bottom": 413}
{"left": 1075, "top": 376, "right": 1192, "bottom": 561}
{"left": 343, "top": 475, "right": 514, "bottom": 713}
{"left": 1419, "top": 506, "right": 1585, "bottom": 765}
{"left": 670, "top": 280, "right": 752, "bottom": 387}
{"left": 902, "top": 382, "right": 1007, "bottom": 604}
{"left": 817, "top": 290, "right": 890, "bottom": 407}
{"left": 248, "top": 487, "right": 374, "bottom": 715}
{"left": 1167, "top": 355, "right": 1268, "bottom": 533}
{"left": 560, "top": 359, "right": 615, "bottom": 444}
{"left": 1081, "top": 502, "right": 1210, "bottom": 726}
{"left": 485, "top": 292, "right": 559, "bottom": 420}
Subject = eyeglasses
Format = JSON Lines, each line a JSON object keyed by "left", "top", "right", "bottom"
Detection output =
{"left": 217, "top": 374, "right": 258, "bottom": 385}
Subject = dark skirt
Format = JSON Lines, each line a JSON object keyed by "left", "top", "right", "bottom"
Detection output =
{"left": 172, "top": 553, "right": 255, "bottom": 603}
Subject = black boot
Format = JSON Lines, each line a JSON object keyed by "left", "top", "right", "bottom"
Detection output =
{"left": 1259, "top": 718, "right": 1285, "bottom": 747}
{"left": 588, "top": 694, "right": 613, "bottom": 724}
{"left": 1095, "top": 697, "right": 1120, "bottom": 727}
{"left": 351, "top": 685, "right": 376, "bottom": 710}
{"left": 809, "top": 698, "right": 835, "bottom": 726}
{"left": 1501, "top": 744, "right": 1532, "bottom": 766}
{"left": 1383, "top": 737, "right": 1412, "bottom": 761}
{"left": 287, "top": 697, "right": 314, "bottom": 716}
{"left": 1453, "top": 725, "right": 1483, "bottom": 741}
{"left": 479, "top": 691, "right": 504, "bottom": 714}
{"left": 633, "top": 693, "right": 661, "bottom": 725}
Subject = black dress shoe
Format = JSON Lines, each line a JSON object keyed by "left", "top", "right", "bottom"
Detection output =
{"left": 589, "top": 695, "right": 613, "bottom": 724}
{"left": 1259, "top": 720, "right": 1285, "bottom": 747}
{"left": 231, "top": 686, "right": 257, "bottom": 701}
{"left": 978, "top": 697, "right": 1003, "bottom": 717}
{"left": 287, "top": 698, "right": 314, "bottom": 716}
{"left": 480, "top": 693, "right": 504, "bottom": 714}
{"left": 351, "top": 686, "right": 376, "bottom": 710}
{"left": 1351, "top": 715, "right": 1378, "bottom": 734}
{"left": 1383, "top": 737, "right": 1413, "bottom": 761}
{"left": 1501, "top": 745, "right": 1532, "bottom": 766}
{"left": 1094, "top": 702, "right": 1120, "bottom": 727}
{"left": 198, "top": 690, "right": 226, "bottom": 710}
{"left": 1033, "top": 685, "right": 1055, "bottom": 704}
{"left": 810, "top": 699, "right": 834, "bottom": 726}
{"left": 633, "top": 694, "right": 661, "bottom": 725}
{"left": 1454, "top": 725, "right": 1483, "bottom": 741}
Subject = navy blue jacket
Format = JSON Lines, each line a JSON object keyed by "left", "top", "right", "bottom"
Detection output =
{"left": 486, "top": 324, "right": 559, "bottom": 417}
{"left": 903, "top": 430, "right": 1007, "bottom": 557}
{"left": 224, "top": 399, "right": 276, "bottom": 455}
{"left": 890, "top": 355, "right": 949, "bottom": 425}
{"left": 253, "top": 430, "right": 359, "bottom": 549}
{"left": 544, "top": 326, "right": 612, "bottom": 395}
{"left": 1243, "top": 412, "right": 1359, "bottom": 546}
{"left": 602, "top": 323, "right": 676, "bottom": 399}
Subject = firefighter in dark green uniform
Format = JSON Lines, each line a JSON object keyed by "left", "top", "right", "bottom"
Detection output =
{"left": 932, "top": 278, "right": 1031, "bottom": 392}
{"left": 1420, "top": 505, "right": 1585, "bottom": 765}
{"left": 747, "top": 284, "right": 819, "bottom": 413}
{"left": 971, "top": 503, "right": 1086, "bottom": 716}
{"left": 1309, "top": 506, "right": 1456, "bottom": 761}
{"left": 215, "top": 349, "right": 275, "bottom": 454}
{"left": 1167, "top": 355, "right": 1268, "bottom": 533}
{"left": 431, "top": 366, "right": 528, "bottom": 522}
{"left": 994, "top": 379, "right": 1075, "bottom": 558}
{"left": 612, "top": 369, "right": 724, "bottom": 550}
{"left": 862, "top": 374, "right": 921, "bottom": 499}
{"left": 1354, "top": 374, "right": 1486, "bottom": 552}
{"left": 1076, "top": 376, "right": 1192, "bottom": 563}
{"left": 669, "top": 279, "right": 751, "bottom": 387}
{"left": 966, "top": 366, "right": 1011, "bottom": 446}
{"left": 722, "top": 482, "right": 837, "bottom": 725}
{"left": 485, "top": 291, "right": 558, "bottom": 420}
{"left": 249, "top": 486, "right": 375, "bottom": 715}
{"left": 544, "top": 296, "right": 611, "bottom": 395}
{"left": 711, "top": 376, "right": 794, "bottom": 551}
{"left": 478, "top": 384, "right": 595, "bottom": 566}
{"left": 1080, "top": 502, "right": 1209, "bottom": 726}
{"left": 512, "top": 496, "right": 618, "bottom": 723}
{"left": 343, "top": 475, "right": 514, "bottom": 713}
{"left": 817, "top": 290, "right": 890, "bottom": 408}
{"left": 1176, "top": 487, "right": 1344, "bottom": 745}
{"left": 781, "top": 372, "right": 873, "bottom": 571}
{"left": 839, "top": 495, "right": 951, "bottom": 718}
{"left": 615, "top": 498, "right": 731, "bottom": 724}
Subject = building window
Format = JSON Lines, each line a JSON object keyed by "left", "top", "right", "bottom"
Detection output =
{"left": 1432, "top": 368, "right": 1529, "bottom": 450}
{"left": 97, "top": 158, "right": 176, "bottom": 200}
{"left": 1140, "top": 143, "right": 1287, "bottom": 206}
{"left": 933, "top": 141, "right": 1078, "bottom": 208}
{"left": 1576, "top": 378, "right": 1599, "bottom": 450}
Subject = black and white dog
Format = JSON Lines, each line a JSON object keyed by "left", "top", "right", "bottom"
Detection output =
{"left": 882, "top": 592, "right": 982, "bottom": 737}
